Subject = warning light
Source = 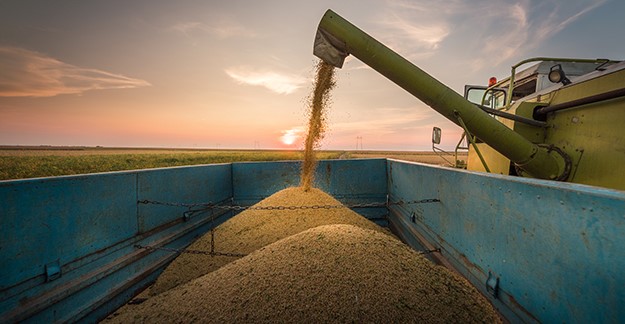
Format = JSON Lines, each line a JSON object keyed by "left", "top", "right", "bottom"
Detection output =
{"left": 488, "top": 77, "right": 497, "bottom": 87}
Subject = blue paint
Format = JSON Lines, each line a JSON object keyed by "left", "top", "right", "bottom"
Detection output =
{"left": 386, "top": 159, "right": 625, "bottom": 323}
{"left": 1, "top": 159, "right": 624, "bottom": 323}
{"left": 232, "top": 159, "right": 387, "bottom": 203}
{"left": 231, "top": 160, "right": 303, "bottom": 204}
{"left": 0, "top": 172, "right": 138, "bottom": 292}
{"left": 137, "top": 164, "right": 232, "bottom": 233}
{"left": 0, "top": 165, "right": 234, "bottom": 322}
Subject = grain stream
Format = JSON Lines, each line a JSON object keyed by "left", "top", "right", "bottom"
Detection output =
{"left": 300, "top": 60, "right": 335, "bottom": 191}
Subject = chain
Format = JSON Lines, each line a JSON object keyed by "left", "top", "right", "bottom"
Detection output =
{"left": 136, "top": 198, "right": 441, "bottom": 262}
{"left": 136, "top": 200, "right": 214, "bottom": 208}
{"left": 134, "top": 244, "right": 247, "bottom": 258}
{"left": 138, "top": 198, "right": 439, "bottom": 211}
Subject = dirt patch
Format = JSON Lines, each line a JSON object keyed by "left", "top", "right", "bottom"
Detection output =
{"left": 147, "top": 186, "right": 383, "bottom": 296}
{"left": 106, "top": 224, "right": 500, "bottom": 323}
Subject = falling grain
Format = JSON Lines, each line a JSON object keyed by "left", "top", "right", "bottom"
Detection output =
{"left": 300, "top": 60, "right": 336, "bottom": 191}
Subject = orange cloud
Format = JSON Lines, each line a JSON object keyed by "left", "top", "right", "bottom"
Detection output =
{"left": 225, "top": 66, "right": 306, "bottom": 94}
{"left": 0, "top": 46, "right": 150, "bottom": 97}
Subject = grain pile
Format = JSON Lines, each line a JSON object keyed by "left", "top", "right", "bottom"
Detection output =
{"left": 106, "top": 224, "right": 500, "bottom": 323}
{"left": 147, "top": 186, "right": 384, "bottom": 296}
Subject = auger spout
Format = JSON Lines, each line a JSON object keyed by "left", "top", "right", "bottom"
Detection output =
{"left": 314, "top": 9, "right": 569, "bottom": 181}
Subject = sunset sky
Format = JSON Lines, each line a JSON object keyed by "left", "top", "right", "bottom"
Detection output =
{"left": 1, "top": 0, "right": 623, "bottom": 150}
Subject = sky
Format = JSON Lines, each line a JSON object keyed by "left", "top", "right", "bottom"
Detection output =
{"left": 1, "top": 0, "right": 623, "bottom": 150}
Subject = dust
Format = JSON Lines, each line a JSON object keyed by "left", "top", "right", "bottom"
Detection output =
{"left": 300, "top": 60, "right": 336, "bottom": 191}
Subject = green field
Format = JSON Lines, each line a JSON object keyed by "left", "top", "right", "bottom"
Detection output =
{"left": 0, "top": 147, "right": 343, "bottom": 181}
{"left": 0, "top": 147, "right": 460, "bottom": 181}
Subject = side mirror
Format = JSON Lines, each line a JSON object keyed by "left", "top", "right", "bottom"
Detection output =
{"left": 432, "top": 127, "right": 441, "bottom": 145}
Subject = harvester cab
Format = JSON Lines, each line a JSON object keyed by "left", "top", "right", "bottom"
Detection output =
{"left": 457, "top": 59, "right": 620, "bottom": 178}
{"left": 436, "top": 59, "right": 614, "bottom": 174}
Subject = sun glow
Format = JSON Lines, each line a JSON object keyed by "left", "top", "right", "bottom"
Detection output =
{"left": 280, "top": 127, "right": 303, "bottom": 146}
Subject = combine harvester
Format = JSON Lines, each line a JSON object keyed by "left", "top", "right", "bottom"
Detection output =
{"left": 2, "top": 9, "right": 624, "bottom": 323}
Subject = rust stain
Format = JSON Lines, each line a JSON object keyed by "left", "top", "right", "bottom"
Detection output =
{"left": 458, "top": 253, "right": 484, "bottom": 276}
{"left": 324, "top": 163, "right": 332, "bottom": 185}
{"left": 507, "top": 294, "right": 540, "bottom": 322}
{"left": 580, "top": 231, "right": 590, "bottom": 249}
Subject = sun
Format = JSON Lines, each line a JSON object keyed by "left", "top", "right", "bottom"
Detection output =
{"left": 280, "top": 127, "right": 302, "bottom": 146}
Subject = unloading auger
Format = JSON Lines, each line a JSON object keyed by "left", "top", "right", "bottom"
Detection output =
{"left": 313, "top": 9, "right": 571, "bottom": 181}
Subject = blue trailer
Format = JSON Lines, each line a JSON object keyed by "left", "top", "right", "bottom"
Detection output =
{"left": 1, "top": 158, "right": 624, "bottom": 322}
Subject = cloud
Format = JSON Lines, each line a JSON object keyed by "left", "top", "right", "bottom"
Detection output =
{"left": 225, "top": 66, "right": 306, "bottom": 95}
{"left": 171, "top": 16, "right": 256, "bottom": 40}
{"left": 380, "top": 0, "right": 607, "bottom": 70}
{"left": 469, "top": 2, "right": 532, "bottom": 68}
{"left": 0, "top": 46, "right": 150, "bottom": 97}
{"left": 535, "top": 0, "right": 606, "bottom": 41}
{"left": 378, "top": 14, "right": 450, "bottom": 51}
{"left": 376, "top": 0, "right": 463, "bottom": 59}
{"left": 463, "top": 0, "right": 606, "bottom": 69}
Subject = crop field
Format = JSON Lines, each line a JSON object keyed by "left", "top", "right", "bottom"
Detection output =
{"left": 0, "top": 147, "right": 339, "bottom": 181}
{"left": 347, "top": 150, "right": 467, "bottom": 165}
{"left": 0, "top": 146, "right": 464, "bottom": 181}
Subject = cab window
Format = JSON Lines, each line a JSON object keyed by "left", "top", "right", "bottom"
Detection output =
{"left": 464, "top": 86, "right": 506, "bottom": 109}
